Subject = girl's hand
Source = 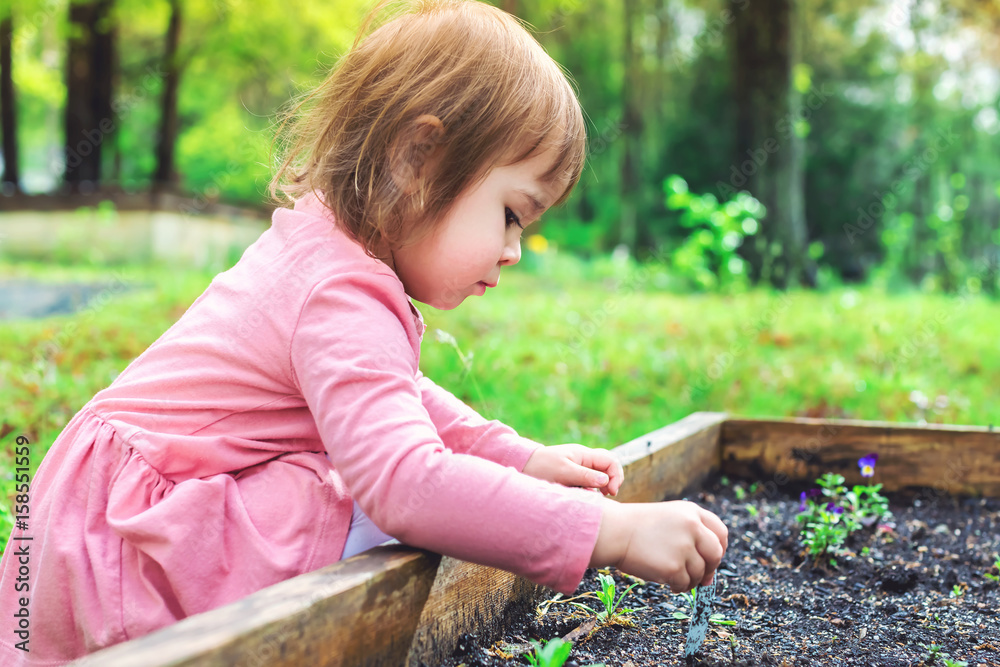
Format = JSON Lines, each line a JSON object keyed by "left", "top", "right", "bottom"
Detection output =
{"left": 590, "top": 500, "right": 729, "bottom": 592}
{"left": 522, "top": 444, "right": 624, "bottom": 496}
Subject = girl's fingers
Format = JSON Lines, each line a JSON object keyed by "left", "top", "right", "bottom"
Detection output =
{"left": 685, "top": 554, "right": 706, "bottom": 594}
{"left": 560, "top": 459, "right": 608, "bottom": 488}
{"left": 694, "top": 523, "right": 725, "bottom": 577}
{"left": 573, "top": 446, "right": 624, "bottom": 496}
{"left": 698, "top": 508, "right": 729, "bottom": 551}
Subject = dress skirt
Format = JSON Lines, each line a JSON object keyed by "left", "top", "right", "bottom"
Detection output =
{"left": 0, "top": 407, "right": 353, "bottom": 665}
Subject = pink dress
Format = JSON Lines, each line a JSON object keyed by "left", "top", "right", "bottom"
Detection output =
{"left": 0, "top": 193, "right": 602, "bottom": 665}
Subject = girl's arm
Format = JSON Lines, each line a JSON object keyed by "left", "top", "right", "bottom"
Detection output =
{"left": 414, "top": 370, "right": 541, "bottom": 471}
{"left": 415, "top": 375, "right": 624, "bottom": 494}
{"left": 290, "top": 272, "right": 602, "bottom": 595}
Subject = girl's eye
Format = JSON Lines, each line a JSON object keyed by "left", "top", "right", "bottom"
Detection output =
{"left": 505, "top": 207, "right": 523, "bottom": 230}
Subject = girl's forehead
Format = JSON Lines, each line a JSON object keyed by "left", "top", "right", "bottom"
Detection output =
{"left": 512, "top": 146, "right": 571, "bottom": 195}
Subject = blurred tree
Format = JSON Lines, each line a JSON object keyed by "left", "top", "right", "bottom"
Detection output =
{"left": 729, "top": 0, "right": 810, "bottom": 288}
{"left": 1, "top": 6, "right": 19, "bottom": 193}
{"left": 64, "top": 0, "right": 117, "bottom": 190}
{"left": 619, "top": 0, "right": 644, "bottom": 252}
{"left": 152, "top": 0, "right": 182, "bottom": 192}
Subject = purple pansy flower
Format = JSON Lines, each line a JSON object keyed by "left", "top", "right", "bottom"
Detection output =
{"left": 825, "top": 502, "right": 844, "bottom": 514}
{"left": 858, "top": 453, "right": 878, "bottom": 478}
{"left": 798, "top": 488, "right": 821, "bottom": 511}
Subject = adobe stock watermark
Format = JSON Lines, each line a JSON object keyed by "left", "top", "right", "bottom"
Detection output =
{"left": 557, "top": 246, "right": 670, "bottom": 360}
{"left": 874, "top": 254, "right": 998, "bottom": 377}
{"left": 716, "top": 83, "right": 835, "bottom": 200}
{"left": 7, "top": 0, "right": 61, "bottom": 52}
{"left": 843, "top": 125, "right": 959, "bottom": 245}
{"left": 671, "top": 0, "right": 750, "bottom": 71}
{"left": 545, "top": 0, "right": 584, "bottom": 25}
{"left": 21, "top": 272, "right": 133, "bottom": 389}
{"left": 177, "top": 141, "right": 259, "bottom": 221}
{"left": 53, "top": 65, "right": 168, "bottom": 179}
{"left": 680, "top": 291, "right": 795, "bottom": 405}
{"left": 588, "top": 116, "right": 627, "bottom": 157}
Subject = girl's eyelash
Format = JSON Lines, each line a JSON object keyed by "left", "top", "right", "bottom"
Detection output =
{"left": 505, "top": 207, "right": 523, "bottom": 230}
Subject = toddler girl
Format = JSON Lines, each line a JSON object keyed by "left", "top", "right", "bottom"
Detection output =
{"left": 0, "top": 1, "right": 727, "bottom": 663}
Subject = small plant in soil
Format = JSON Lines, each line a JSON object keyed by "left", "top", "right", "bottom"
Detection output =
{"left": 919, "top": 641, "right": 969, "bottom": 666}
{"left": 666, "top": 588, "right": 737, "bottom": 626}
{"left": 795, "top": 453, "right": 892, "bottom": 562}
{"left": 569, "top": 572, "right": 639, "bottom": 626}
{"left": 985, "top": 555, "right": 1000, "bottom": 582}
{"left": 441, "top": 473, "right": 999, "bottom": 666}
{"left": 522, "top": 638, "right": 604, "bottom": 667}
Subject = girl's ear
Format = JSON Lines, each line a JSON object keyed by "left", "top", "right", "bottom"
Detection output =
{"left": 389, "top": 114, "right": 446, "bottom": 196}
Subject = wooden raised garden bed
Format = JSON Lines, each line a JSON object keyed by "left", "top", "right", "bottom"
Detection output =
{"left": 73, "top": 412, "right": 1000, "bottom": 666}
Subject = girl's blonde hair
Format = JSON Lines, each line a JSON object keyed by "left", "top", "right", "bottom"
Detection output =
{"left": 268, "top": 0, "right": 587, "bottom": 258}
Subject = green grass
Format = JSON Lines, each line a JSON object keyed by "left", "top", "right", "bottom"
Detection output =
{"left": 0, "top": 260, "right": 219, "bottom": 485}
{"left": 422, "top": 264, "right": 1000, "bottom": 445}
{"left": 1, "top": 255, "right": 998, "bottom": 550}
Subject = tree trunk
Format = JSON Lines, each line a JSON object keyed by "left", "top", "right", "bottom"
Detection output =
{"left": 64, "top": 0, "right": 116, "bottom": 191}
{"left": 619, "top": 0, "right": 644, "bottom": 252}
{"left": 731, "top": 0, "right": 808, "bottom": 288}
{"left": 1, "top": 13, "right": 19, "bottom": 193}
{"left": 153, "top": 0, "right": 183, "bottom": 192}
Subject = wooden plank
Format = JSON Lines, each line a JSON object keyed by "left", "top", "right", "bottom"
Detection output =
{"left": 402, "top": 411, "right": 726, "bottom": 664}
{"left": 73, "top": 546, "right": 441, "bottom": 667}
{"left": 613, "top": 411, "right": 727, "bottom": 503}
{"left": 406, "top": 558, "right": 545, "bottom": 666}
{"left": 70, "top": 412, "right": 728, "bottom": 666}
{"left": 721, "top": 417, "right": 1000, "bottom": 497}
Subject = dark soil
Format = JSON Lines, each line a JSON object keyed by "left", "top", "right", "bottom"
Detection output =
{"left": 439, "top": 475, "right": 1000, "bottom": 667}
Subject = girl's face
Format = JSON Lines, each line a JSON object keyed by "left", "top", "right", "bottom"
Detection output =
{"left": 389, "top": 145, "right": 566, "bottom": 310}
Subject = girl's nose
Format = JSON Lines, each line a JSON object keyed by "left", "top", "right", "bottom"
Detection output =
{"left": 500, "top": 234, "right": 521, "bottom": 266}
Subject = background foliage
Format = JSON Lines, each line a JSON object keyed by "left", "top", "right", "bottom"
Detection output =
{"left": 2, "top": 0, "right": 999, "bottom": 291}
{"left": 2, "top": 0, "right": 1000, "bottom": 553}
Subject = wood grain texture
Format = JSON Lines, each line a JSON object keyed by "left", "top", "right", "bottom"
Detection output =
{"left": 404, "top": 411, "right": 727, "bottom": 663}
{"left": 406, "top": 557, "right": 546, "bottom": 666}
{"left": 613, "top": 411, "right": 728, "bottom": 503}
{"left": 72, "top": 546, "right": 441, "bottom": 667}
{"left": 69, "top": 411, "right": 729, "bottom": 666}
{"left": 721, "top": 417, "right": 1000, "bottom": 497}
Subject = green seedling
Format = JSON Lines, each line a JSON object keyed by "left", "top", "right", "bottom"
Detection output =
{"left": 796, "top": 459, "right": 892, "bottom": 561}
{"left": 950, "top": 583, "right": 964, "bottom": 598}
{"left": 984, "top": 555, "right": 1000, "bottom": 583}
{"left": 844, "top": 482, "right": 891, "bottom": 526}
{"left": 920, "top": 643, "right": 946, "bottom": 665}
{"left": 734, "top": 485, "right": 747, "bottom": 501}
{"left": 571, "top": 572, "right": 639, "bottom": 625}
{"left": 918, "top": 642, "right": 969, "bottom": 667}
{"left": 668, "top": 588, "right": 737, "bottom": 626}
{"left": 523, "top": 638, "right": 605, "bottom": 667}
{"left": 746, "top": 504, "right": 758, "bottom": 517}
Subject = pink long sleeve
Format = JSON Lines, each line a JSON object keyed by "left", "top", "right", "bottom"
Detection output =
{"left": 0, "top": 192, "right": 606, "bottom": 667}
{"left": 416, "top": 371, "right": 542, "bottom": 472}
{"left": 290, "top": 271, "right": 601, "bottom": 594}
